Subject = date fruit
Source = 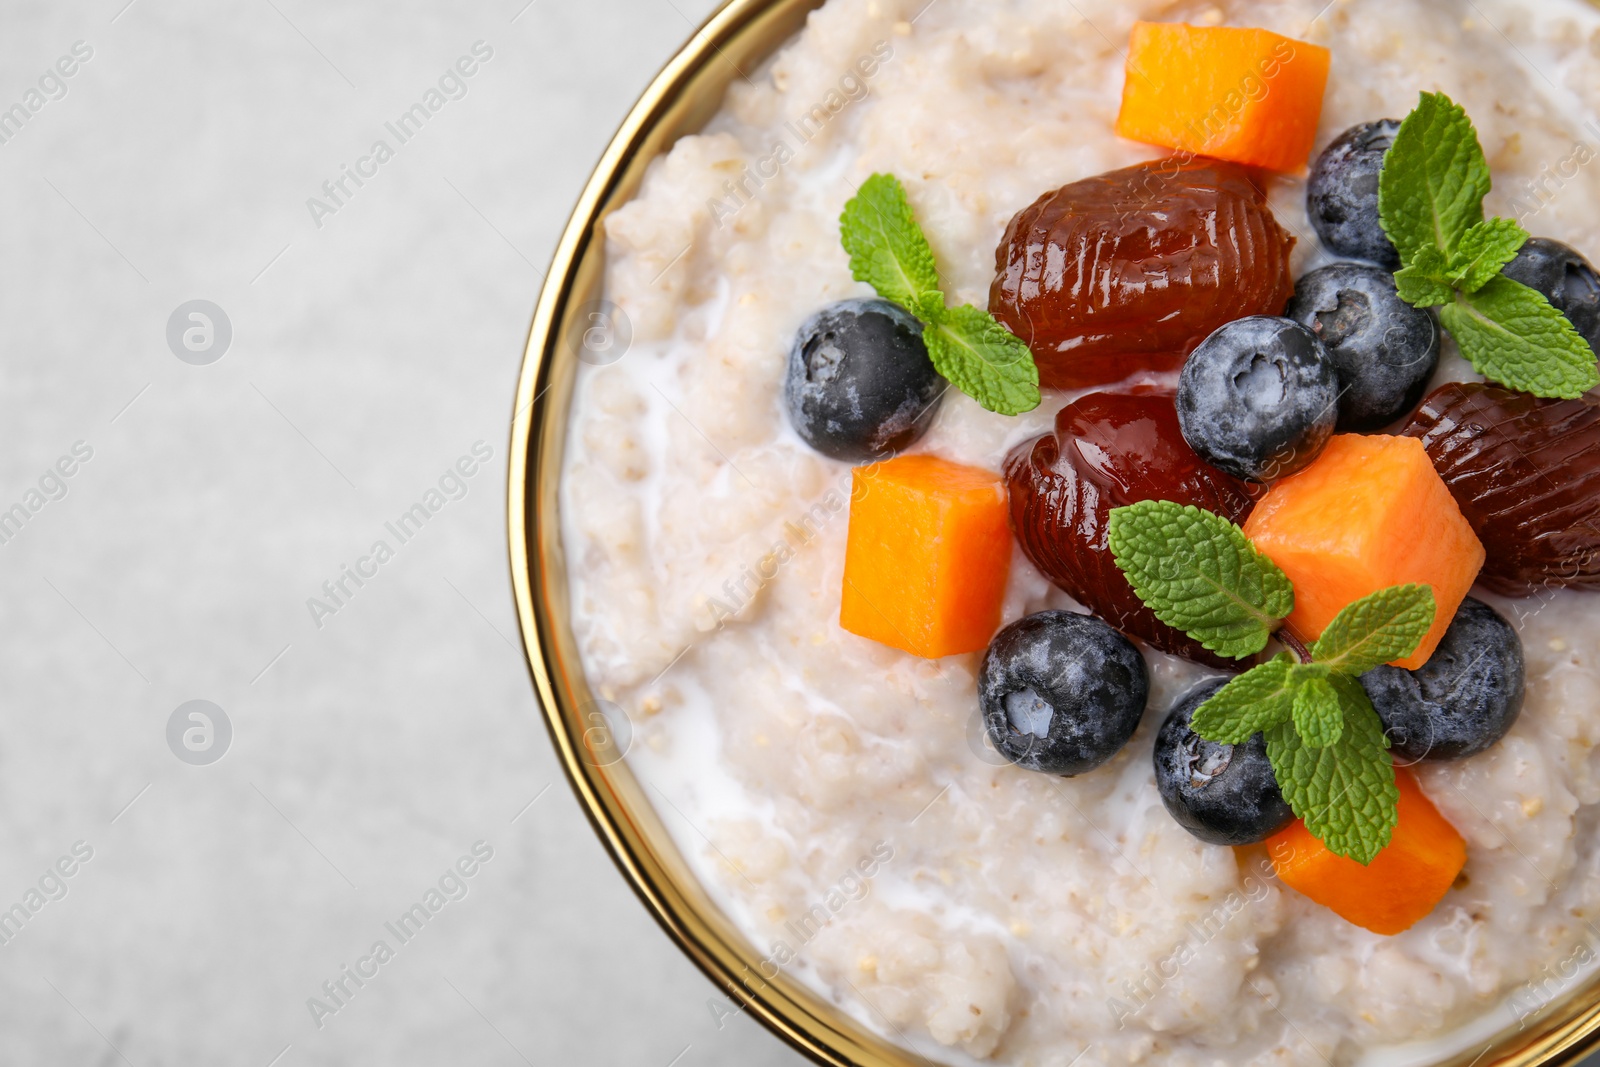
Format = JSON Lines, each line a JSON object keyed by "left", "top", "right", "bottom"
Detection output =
{"left": 1403, "top": 382, "right": 1600, "bottom": 595}
{"left": 990, "top": 157, "right": 1296, "bottom": 390}
{"left": 1005, "top": 391, "right": 1256, "bottom": 666}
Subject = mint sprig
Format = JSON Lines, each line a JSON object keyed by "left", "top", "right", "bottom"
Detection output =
{"left": 1290, "top": 672, "right": 1342, "bottom": 748}
{"left": 1266, "top": 678, "right": 1399, "bottom": 865}
{"left": 1448, "top": 218, "right": 1529, "bottom": 292}
{"left": 1311, "top": 583, "right": 1436, "bottom": 674}
{"left": 1190, "top": 652, "right": 1296, "bottom": 743}
{"left": 839, "top": 174, "right": 1040, "bottom": 416}
{"left": 1377, "top": 92, "right": 1488, "bottom": 263}
{"left": 1440, "top": 279, "right": 1600, "bottom": 400}
{"left": 1111, "top": 502, "right": 1438, "bottom": 864}
{"left": 1378, "top": 91, "right": 1599, "bottom": 399}
{"left": 839, "top": 173, "right": 944, "bottom": 317}
{"left": 923, "top": 305, "right": 1042, "bottom": 418}
{"left": 1107, "top": 501, "right": 1294, "bottom": 660}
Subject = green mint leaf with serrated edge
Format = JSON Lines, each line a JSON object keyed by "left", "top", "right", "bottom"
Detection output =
{"left": 1378, "top": 93, "right": 1600, "bottom": 399}
{"left": 839, "top": 174, "right": 942, "bottom": 312}
{"left": 1441, "top": 276, "right": 1600, "bottom": 399}
{"left": 1378, "top": 91, "right": 1489, "bottom": 263}
{"left": 1447, "top": 217, "right": 1529, "bottom": 293}
{"left": 1190, "top": 652, "right": 1297, "bottom": 744}
{"left": 1394, "top": 247, "right": 1455, "bottom": 308}
{"left": 1291, "top": 675, "right": 1343, "bottom": 748}
{"left": 1310, "top": 583, "right": 1437, "bottom": 676}
{"left": 923, "top": 304, "right": 1041, "bottom": 416}
{"left": 1108, "top": 501, "right": 1295, "bottom": 660}
{"left": 1267, "top": 675, "right": 1398, "bottom": 864}
{"left": 839, "top": 174, "right": 1040, "bottom": 415}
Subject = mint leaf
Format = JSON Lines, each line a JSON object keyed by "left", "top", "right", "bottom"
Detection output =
{"left": 1108, "top": 501, "right": 1295, "bottom": 660}
{"left": 1178, "top": 588, "right": 1418, "bottom": 858}
{"left": 839, "top": 174, "right": 942, "bottom": 313}
{"left": 838, "top": 174, "right": 1041, "bottom": 415}
{"left": 1440, "top": 276, "right": 1600, "bottom": 399}
{"left": 912, "top": 290, "right": 948, "bottom": 324}
{"left": 1311, "top": 584, "right": 1437, "bottom": 675}
{"left": 1378, "top": 94, "right": 1598, "bottom": 400}
{"left": 1286, "top": 661, "right": 1332, "bottom": 688}
{"left": 923, "top": 304, "right": 1041, "bottom": 416}
{"left": 1447, "top": 217, "right": 1529, "bottom": 293}
{"left": 1378, "top": 91, "right": 1490, "bottom": 263}
{"left": 1191, "top": 653, "right": 1297, "bottom": 744}
{"left": 1267, "top": 676, "right": 1398, "bottom": 864}
{"left": 1292, "top": 675, "right": 1343, "bottom": 748}
{"left": 1394, "top": 247, "right": 1454, "bottom": 308}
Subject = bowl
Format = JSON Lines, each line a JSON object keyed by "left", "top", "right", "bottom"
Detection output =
{"left": 506, "top": 2, "right": 1600, "bottom": 1064}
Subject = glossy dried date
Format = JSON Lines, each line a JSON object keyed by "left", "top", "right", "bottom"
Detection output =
{"left": 1403, "top": 382, "right": 1600, "bottom": 595}
{"left": 990, "top": 157, "right": 1296, "bottom": 390}
{"left": 1006, "top": 391, "right": 1257, "bottom": 666}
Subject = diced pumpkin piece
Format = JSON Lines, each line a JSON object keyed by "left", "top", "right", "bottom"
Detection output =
{"left": 840, "top": 454, "right": 1011, "bottom": 658}
{"left": 1266, "top": 767, "right": 1466, "bottom": 935}
{"left": 1243, "top": 435, "right": 1484, "bottom": 669}
{"left": 1116, "top": 22, "right": 1331, "bottom": 174}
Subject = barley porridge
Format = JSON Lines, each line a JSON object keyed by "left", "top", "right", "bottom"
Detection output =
{"left": 559, "top": 1, "right": 1600, "bottom": 1063}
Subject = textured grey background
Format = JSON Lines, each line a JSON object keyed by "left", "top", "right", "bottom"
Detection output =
{"left": 0, "top": 0, "right": 808, "bottom": 1064}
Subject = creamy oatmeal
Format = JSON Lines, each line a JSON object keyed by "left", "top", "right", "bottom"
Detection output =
{"left": 559, "top": 1, "right": 1600, "bottom": 1063}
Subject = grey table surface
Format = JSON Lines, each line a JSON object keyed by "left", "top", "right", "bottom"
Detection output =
{"left": 0, "top": 0, "right": 808, "bottom": 1064}
{"left": 3, "top": 2, "right": 1596, "bottom": 1067}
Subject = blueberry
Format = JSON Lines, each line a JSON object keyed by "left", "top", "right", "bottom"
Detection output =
{"left": 978, "top": 611, "right": 1149, "bottom": 777}
{"left": 1501, "top": 237, "right": 1600, "bottom": 355}
{"left": 784, "top": 298, "right": 944, "bottom": 462}
{"left": 1176, "top": 316, "right": 1339, "bottom": 482}
{"left": 1308, "top": 120, "right": 1402, "bottom": 269}
{"left": 1362, "top": 597, "right": 1526, "bottom": 762}
{"left": 1286, "top": 263, "right": 1440, "bottom": 431}
{"left": 1153, "top": 680, "right": 1293, "bottom": 846}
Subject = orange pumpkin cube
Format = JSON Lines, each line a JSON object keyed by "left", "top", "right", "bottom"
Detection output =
{"left": 1267, "top": 768, "right": 1466, "bottom": 935}
{"left": 840, "top": 454, "right": 1012, "bottom": 658}
{"left": 1243, "top": 435, "right": 1485, "bottom": 669}
{"left": 1116, "top": 22, "right": 1331, "bottom": 174}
